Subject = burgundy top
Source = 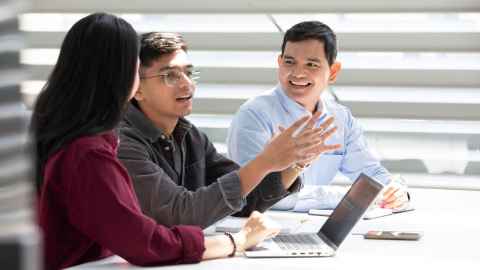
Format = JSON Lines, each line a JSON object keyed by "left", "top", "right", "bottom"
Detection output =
{"left": 38, "top": 132, "right": 205, "bottom": 270}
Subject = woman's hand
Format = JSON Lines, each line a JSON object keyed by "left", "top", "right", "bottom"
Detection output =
{"left": 233, "top": 211, "right": 279, "bottom": 252}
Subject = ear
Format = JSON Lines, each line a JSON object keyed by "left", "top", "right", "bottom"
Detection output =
{"left": 328, "top": 61, "right": 342, "bottom": 83}
{"left": 277, "top": 54, "right": 283, "bottom": 67}
{"left": 133, "top": 83, "right": 146, "bottom": 102}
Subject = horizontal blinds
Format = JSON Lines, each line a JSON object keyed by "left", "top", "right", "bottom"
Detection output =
{"left": 22, "top": 1, "right": 480, "bottom": 188}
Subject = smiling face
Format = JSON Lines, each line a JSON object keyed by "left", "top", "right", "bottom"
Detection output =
{"left": 277, "top": 39, "right": 341, "bottom": 111}
{"left": 134, "top": 49, "right": 195, "bottom": 122}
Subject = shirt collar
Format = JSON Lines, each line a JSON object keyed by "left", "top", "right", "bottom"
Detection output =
{"left": 124, "top": 104, "right": 192, "bottom": 143}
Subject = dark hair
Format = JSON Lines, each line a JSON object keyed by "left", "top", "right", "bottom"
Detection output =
{"left": 30, "top": 13, "right": 139, "bottom": 192}
{"left": 139, "top": 32, "right": 187, "bottom": 68}
{"left": 281, "top": 21, "right": 337, "bottom": 66}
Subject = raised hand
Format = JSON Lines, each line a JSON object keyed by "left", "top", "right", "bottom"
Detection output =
{"left": 259, "top": 112, "right": 341, "bottom": 172}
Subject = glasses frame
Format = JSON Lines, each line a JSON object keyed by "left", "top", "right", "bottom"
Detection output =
{"left": 140, "top": 68, "right": 200, "bottom": 87}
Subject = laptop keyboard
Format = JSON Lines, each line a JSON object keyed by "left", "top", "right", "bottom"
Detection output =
{"left": 273, "top": 233, "right": 325, "bottom": 250}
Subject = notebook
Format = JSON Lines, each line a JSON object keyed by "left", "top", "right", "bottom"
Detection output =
{"left": 309, "top": 205, "right": 415, "bottom": 220}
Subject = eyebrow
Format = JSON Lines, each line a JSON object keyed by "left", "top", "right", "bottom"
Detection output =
{"left": 283, "top": 55, "right": 321, "bottom": 63}
{"left": 157, "top": 64, "right": 194, "bottom": 72}
{"left": 306, "top": 58, "right": 321, "bottom": 63}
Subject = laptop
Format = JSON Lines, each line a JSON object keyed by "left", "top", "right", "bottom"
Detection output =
{"left": 244, "top": 173, "right": 384, "bottom": 258}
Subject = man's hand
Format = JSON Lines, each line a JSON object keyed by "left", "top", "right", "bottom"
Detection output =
{"left": 379, "top": 176, "right": 410, "bottom": 210}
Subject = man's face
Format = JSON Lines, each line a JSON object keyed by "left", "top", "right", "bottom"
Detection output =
{"left": 277, "top": 39, "right": 340, "bottom": 107}
{"left": 135, "top": 49, "right": 196, "bottom": 119}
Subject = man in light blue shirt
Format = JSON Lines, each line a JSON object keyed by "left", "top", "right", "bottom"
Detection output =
{"left": 227, "top": 21, "right": 409, "bottom": 211}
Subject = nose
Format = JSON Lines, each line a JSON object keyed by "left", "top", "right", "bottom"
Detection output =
{"left": 289, "top": 64, "right": 306, "bottom": 78}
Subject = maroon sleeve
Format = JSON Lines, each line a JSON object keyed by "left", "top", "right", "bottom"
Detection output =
{"left": 64, "top": 148, "right": 205, "bottom": 266}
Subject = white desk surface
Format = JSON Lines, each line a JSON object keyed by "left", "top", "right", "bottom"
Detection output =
{"left": 69, "top": 188, "right": 480, "bottom": 269}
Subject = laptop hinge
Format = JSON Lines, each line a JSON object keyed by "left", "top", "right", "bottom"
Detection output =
{"left": 317, "top": 232, "right": 338, "bottom": 251}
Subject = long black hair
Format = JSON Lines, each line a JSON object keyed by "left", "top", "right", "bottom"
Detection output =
{"left": 30, "top": 13, "right": 139, "bottom": 192}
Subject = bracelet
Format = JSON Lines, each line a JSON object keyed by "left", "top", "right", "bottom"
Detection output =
{"left": 291, "top": 163, "right": 310, "bottom": 174}
{"left": 224, "top": 232, "right": 236, "bottom": 257}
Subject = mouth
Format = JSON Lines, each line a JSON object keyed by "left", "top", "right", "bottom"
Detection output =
{"left": 289, "top": 80, "right": 312, "bottom": 88}
{"left": 176, "top": 94, "right": 193, "bottom": 102}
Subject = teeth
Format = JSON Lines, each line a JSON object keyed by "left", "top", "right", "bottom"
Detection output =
{"left": 290, "top": 81, "right": 309, "bottom": 86}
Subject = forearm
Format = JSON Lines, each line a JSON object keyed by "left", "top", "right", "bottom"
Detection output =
{"left": 280, "top": 166, "right": 302, "bottom": 190}
{"left": 136, "top": 173, "right": 243, "bottom": 228}
{"left": 202, "top": 231, "right": 247, "bottom": 260}
{"left": 202, "top": 235, "right": 233, "bottom": 260}
{"left": 238, "top": 153, "right": 272, "bottom": 196}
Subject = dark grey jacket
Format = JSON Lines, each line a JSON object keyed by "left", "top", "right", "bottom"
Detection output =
{"left": 117, "top": 105, "right": 301, "bottom": 228}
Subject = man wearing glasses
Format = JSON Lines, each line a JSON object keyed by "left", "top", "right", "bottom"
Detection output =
{"left": 117, "top": 32, "right": 339, "bottom": 228}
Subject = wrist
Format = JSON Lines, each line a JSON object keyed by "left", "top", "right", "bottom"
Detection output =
{"left": 224, "top": 232, "right": 237, "bottom": 257}
{"left": 255, "top": 152, "right": 275, "bottom": 174}
{"left": 232, "top": 230, "right": 247, "bottom": 253}
{"left": 290, "top": 162, "right": 309, "bottom": 174}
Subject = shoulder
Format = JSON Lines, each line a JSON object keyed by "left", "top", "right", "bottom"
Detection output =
{"left": 324, "top": 99, "right": 355, "bottom": 122}
{"left": 233, "top": 89, "right": 279, "bottom": 126}
{"left": 116, "top": 120, "right": 152, "bottom": 156}
{"left": 46, "top": 133, "right": 117, "bottom": 174}
{"left": 238, "top": 88, "right": 279, "bottom": 114}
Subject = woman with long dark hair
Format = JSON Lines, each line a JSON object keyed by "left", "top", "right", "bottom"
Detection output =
{"left": 30, "top": 13, "right": 283, "bottom": 269}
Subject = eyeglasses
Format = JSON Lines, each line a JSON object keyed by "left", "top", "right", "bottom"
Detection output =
{"left": 140, "top": 67, "right": 200, "bottom": 87}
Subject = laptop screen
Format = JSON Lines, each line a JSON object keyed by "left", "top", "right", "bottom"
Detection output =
{"left": 318, "top": 173, "right": 384, "bottom": 250}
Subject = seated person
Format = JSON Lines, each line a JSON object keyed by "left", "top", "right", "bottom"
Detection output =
{"left": 117, "top": 32, "right": 339, "bottom": 228}
{"left": 31, "top": 13, "right": 278, "bottom": 270}
{"left": 227, "top": 21, "right": 409, "bottom": 212}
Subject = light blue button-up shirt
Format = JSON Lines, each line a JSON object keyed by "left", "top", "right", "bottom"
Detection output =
{"left": 227, "top": 85, "right": 392, "bottom": 211}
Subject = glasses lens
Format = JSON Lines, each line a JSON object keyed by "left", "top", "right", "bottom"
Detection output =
{"left": 189, "top": 69, "right": 200, "bottom": 84}
{"left": 163, "top": 69, "right": 200, "bottom": 86}
{"left": 164, "top": 70, "right": 182, "bottom": 86}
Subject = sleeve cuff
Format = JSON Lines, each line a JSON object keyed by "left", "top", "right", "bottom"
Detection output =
{"left": 288, "top": 176, "right": 303, "bottom": 193}
{"left": 258, "top": 172, "right": 302, "bottom": 201}
{"left": 172, "top": 225, "right": 205, "bottom": 263}
{"left": 217, "top": 171, "right": 246, "bottom": 212}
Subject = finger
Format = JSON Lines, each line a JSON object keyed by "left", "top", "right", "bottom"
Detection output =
{"left": 319, "top": 143, "right": 342, "bottom": 153}
{"left": 297, "top": 125, "right": 337, "bottom": 142}
{"left": 266, "top": 229, "right": 280, "bottom": 239}
{"left": 305, "top": 112, "right": 319, "bottom": 129}
{"left": 285, "top": 115, "right": 312, "bottom": 137}
{"left": 306, "top": 111, "right": 322, "bottom": 129}
{"left": 319, "top": 116, "right": 335, "bottom": 130}
{"left": 301, "top": 143, "right": 342, "bottom": 156}
{"left": 382, "top": 188, "right": 406, "bottom": 206}
{"left": 383, "top": 196, "right": 408, "bottom": 209}
{"left": 382, "top": 186, "right": 398, "bottom": 201}
{"left": 319, "top": 126, "right": 338, "bottom": 141}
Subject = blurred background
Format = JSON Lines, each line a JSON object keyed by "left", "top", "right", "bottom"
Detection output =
{"left": 2, "top": 0, "right": 480, "bottom": 268}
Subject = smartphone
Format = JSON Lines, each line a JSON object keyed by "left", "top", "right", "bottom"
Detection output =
{"left": 364, "top": 230, "right": 422, "bottom": 241}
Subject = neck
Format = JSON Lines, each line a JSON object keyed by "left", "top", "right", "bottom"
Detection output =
{"left": 294, "top": 97, "right": 320, "bottom": 113}
{"left": 138, "top": 103, "right": 178, "bottom": 135}
{"left": 303, "top": 100, "right": 318, "bottom": 113}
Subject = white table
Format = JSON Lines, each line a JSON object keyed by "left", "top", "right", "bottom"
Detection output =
{"left": 70, "top": 188, "right": 480, "bottom": 269}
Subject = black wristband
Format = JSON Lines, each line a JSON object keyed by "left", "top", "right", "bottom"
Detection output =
{"left": 224, "top": 232, "right": 236, "bottom": 257}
